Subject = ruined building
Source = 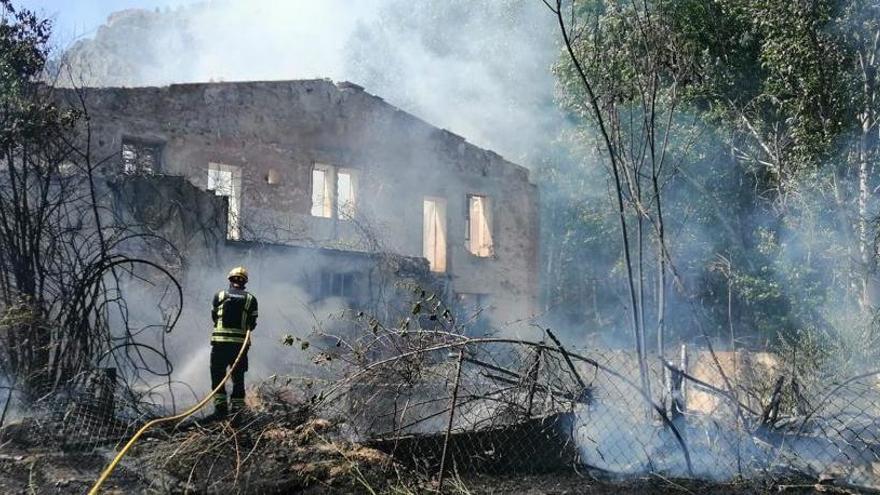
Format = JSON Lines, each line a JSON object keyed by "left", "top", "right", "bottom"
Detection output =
{"left": 63, "top": 80, "right": 539, "bottom": 327}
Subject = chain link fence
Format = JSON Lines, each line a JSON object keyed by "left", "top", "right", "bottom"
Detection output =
{"left": 3, "top": 335, "right": 880, "bottom": 492}
{"left": 0, "top": 369, "right": 173, "bottom": 455}
{"left": 316, "top": 335, "right": 880, "bottom": 489}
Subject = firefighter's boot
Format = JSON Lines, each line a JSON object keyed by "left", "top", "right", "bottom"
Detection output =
{"left": 230, "top": 397, "right": 246, "bottom": 416}
{"left": 204, "top": 393, "right": 229, "bottom": 422}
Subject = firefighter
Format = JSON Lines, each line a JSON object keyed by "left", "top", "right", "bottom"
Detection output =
{"left": 208, "top": 266, "right": 258, "bottom": 419}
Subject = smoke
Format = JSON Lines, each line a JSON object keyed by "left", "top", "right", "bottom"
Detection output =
{"left": 63, "top": 0, "right": 563, "bottom": 164}
{"left": 53, "top": 0, "right": 570, "bottom": 405}
{"left": 118, "top": 247, "right": 364, "bottom": 407}
{"left": 40, "top": 1, "right": 880, "bottom": 486}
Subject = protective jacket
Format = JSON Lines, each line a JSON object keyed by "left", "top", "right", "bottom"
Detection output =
{"left": 211, "top": 287, "right": 258, "bottom": 344}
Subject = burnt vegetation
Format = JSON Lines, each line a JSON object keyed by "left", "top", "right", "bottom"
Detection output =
{"left": 0, "top": 0, "right": 183, "bottom": 437}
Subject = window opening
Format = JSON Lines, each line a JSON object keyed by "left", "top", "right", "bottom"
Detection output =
{"left": 208, "top": 162, "right": 242, "bottom": 240}
{"left": 423, "top": 197, "right": 448, "bottom": 273}
{"left": 311, "top": 164, "right": 334, "bottom": 218}
{"left": 466, "top": 194, "right": 493, "bottom": 257}
{"left": 337, "top": 169, "right": 357, "bottom": 219}
{"left": 311, "top": 164, "right": 358, "bottom": 219}
{"left": 318, "top": 271, "right": 355, "bottom": 299}
{"left": 266, "top": 168, "right": 281, "bottom": 185}
{"left": 122, "top": 139, "right": 162, "bottom": 174}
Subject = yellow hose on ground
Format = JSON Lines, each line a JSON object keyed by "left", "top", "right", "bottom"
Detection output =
{"left": 88, "top": 331, "right": 252, "bottom": 495}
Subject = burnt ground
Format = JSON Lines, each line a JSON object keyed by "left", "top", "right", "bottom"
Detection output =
{"left": 0, "top": 448, "right": 857, "bottom": 494}
{"left": 461, "top": 473, "right": 849, "bottom": 494}
{"left": 0, "top": 401, "right": 869, "bottom": 494}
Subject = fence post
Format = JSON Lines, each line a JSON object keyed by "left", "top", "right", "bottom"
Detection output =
{"left": 679, "top": 344, "right": 688, "bottom": 411}
{"left": 669, "top": 365, "right": 684, "bottom": 420}
{"left": 97, "top": 368, "right": 117, "bottom": 419}
{"left": 438, "top": 348, "right": 464, "bottom": 490}
{"left": 666, "top": 344, "right": 689, "bottom": 419}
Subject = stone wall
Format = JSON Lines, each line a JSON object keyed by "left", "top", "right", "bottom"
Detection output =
{"left": 60, "top": 79, "right": 538, "bottom": 323}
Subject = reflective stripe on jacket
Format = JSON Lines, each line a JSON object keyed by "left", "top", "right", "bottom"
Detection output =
{"left": 211, "top": 288, "right": 258, "bottom": 344}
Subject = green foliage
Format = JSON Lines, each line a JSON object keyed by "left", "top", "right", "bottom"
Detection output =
{"left": 0, "top": 1, "right": 74, "bottom": 149}
{"left": 546, "top": 0, "right": 880, "bottom": 354}
{"left": 0, "top": 0, "right": 49, "bottom": 87}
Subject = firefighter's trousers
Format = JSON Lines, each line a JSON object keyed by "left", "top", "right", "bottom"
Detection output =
{"left": 210, "top": 341, "right": 249, "bottom": 412}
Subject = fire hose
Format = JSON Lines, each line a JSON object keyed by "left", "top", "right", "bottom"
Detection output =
{"left": 88, "top": 330, "right": 252, "bottom": 495}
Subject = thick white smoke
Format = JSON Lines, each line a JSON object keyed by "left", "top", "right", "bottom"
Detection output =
{"left": 63, "top": 0, "right": 563, "bottom": 164}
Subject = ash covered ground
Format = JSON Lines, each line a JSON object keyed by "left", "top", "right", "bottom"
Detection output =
{"left": 0, "top": 385, "right": 832, "bottom": 495}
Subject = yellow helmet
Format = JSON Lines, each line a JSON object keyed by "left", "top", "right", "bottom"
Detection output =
{"left": 227, "top": 266, "right": 249, "bottom": 283}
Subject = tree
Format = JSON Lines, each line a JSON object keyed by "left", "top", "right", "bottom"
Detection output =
{"left": 547, "top": 0, "right": 880, "bottom": 382}
{"left": 0, "top": 1, "right": 182, "bottom": 402}
{"left": 0, "top": 0, "right": 85, "bottom": 395}
{"left": 685, "top": 1, "right": 880, "bottom": 315}
{"left": 547, "top": 0, "right": 715, "bottom": 397}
